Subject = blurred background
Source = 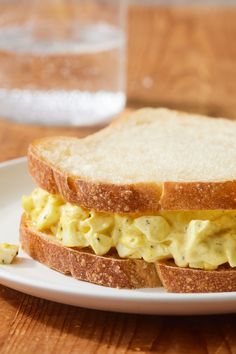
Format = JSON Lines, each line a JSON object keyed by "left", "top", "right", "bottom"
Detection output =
{"left": 0, "top": 0, "right": 236, "bottom": 159}
{"left": 128, "top": 0, "right": 236, "bottom": 119}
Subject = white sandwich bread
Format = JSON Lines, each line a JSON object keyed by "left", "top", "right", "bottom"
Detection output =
{"left": 20, "top": 108, "right": 236, "bottom": 292}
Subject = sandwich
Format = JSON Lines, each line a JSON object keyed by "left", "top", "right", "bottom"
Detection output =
{"left": 20, "top": 108, "right": 236, "bottom": 293}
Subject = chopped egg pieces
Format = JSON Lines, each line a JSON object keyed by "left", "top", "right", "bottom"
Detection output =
{"left": 0, "top": 243, "right": 18, "bottom": 264}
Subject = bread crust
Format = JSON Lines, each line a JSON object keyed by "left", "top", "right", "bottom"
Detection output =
{"left": 20, "top": 216, "right": 236, "bottom": 292}
{"left": 28, "top": 145, "right": 162, "bottom": 213}
{"left": 20, "top": 215, "right": 160, "bottom": 289}
{"left": 28, "top": 144, "right": 236, "bottom": 213}
{"left": 156, "top": 261, "right": 236, "bottom": 293}
{"left": 161, "top": 181, "right": 236, "bottom": 210}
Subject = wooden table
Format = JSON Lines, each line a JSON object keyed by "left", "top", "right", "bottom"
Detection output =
{"left": 0, "top": 4, "right": 236, "bottom": 353}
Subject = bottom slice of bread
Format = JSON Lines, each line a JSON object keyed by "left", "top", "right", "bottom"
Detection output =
{"left": 156, "top": 261, "right": 236, "bottom": 293}
{"left": 20, "top": 216, "right": 160, "bottom": 289}
{"left": 20, "top": 216, "right": 236, "bottom": 292}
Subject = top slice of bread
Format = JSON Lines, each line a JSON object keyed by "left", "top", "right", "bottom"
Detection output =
{"left": 28, "top": 108, "right": 236, "bottom": 213}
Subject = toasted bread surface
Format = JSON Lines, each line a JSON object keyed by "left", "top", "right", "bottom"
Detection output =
{"left": 156, "top": 261, "right": 236, "bottom": 293}
{"left": 20, "top": 215, "right": 160, "bottom": 289}
{"left": 28, "top": 108, "right": 236, "bottom": 212}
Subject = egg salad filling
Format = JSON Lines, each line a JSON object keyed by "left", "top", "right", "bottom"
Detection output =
{"left": 0, "top": 244, "right": 18, "bottom": 264}
{"left": 22, "top": 188, "right": 236, "bottom": 270}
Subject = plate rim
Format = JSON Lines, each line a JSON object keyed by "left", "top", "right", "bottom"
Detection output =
{"left": 0, "top": 156, "right": 26, "bottom": 165}
{"left": 0, "top": 263, "right": 236, "bottom": 303}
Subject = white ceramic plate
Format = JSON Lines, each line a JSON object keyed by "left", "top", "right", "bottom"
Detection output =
{"left": 0, "top": 157, "right": 236, "bottom": 315}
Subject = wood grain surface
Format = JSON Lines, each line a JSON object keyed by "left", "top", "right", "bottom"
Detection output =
{"left": 0, "top": 117, "right": 98, "bottom": 162}
{"left": 128, "top": 5, "right": 236, "bottom": 119}
{"left": 0, "top": 287, "right": 235, "bottom": 354}
{"left": 0, "top": 4, "right": 236, "bottom": 354}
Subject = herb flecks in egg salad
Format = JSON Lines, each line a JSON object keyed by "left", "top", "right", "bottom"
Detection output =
{"left": 22, "top": 188, "right": 236, "bottom": 270}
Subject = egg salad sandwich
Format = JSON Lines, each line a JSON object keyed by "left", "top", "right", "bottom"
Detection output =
{"left": 20, "top": 108, "right": 236, "bottom": 293}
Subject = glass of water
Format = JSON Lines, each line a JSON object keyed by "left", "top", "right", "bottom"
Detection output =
{"left": 0, "top": 0, "right": 126, "bottom": 126}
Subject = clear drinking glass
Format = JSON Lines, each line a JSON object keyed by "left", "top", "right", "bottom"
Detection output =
{"left": 0, "top": 0, "right": 126, "bottom": 126}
